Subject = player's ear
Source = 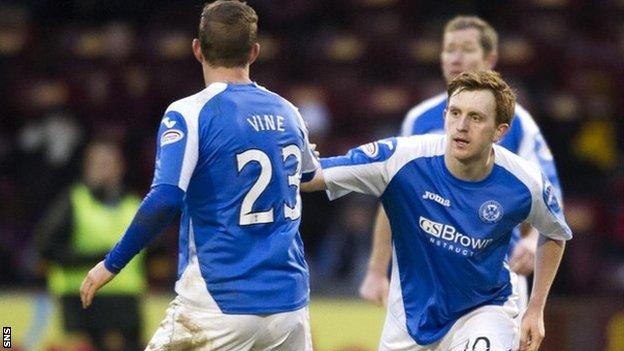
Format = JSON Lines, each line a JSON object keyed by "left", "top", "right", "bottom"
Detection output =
{"left": 192, "top": 39, "right": 204, "bottom": 64}
{"left": 485, "top": 51, "right": 498, "bottom": 70}
{"left": 248, "top": 42, "right": 260, "bottom": 65}
{"left": 493, "top": 122, "right": 509, "bottom": 142}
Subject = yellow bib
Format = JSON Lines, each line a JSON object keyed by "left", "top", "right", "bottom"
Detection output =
{"left": 48, "top": 184, "right": 145, "bottom": 295}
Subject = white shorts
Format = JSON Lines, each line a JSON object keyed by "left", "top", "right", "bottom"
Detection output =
{"left": 146, "top": 296, "right": 313, "bottom": 351}
{"left": 379, "top": 304, "right": 519, "bottom": 351}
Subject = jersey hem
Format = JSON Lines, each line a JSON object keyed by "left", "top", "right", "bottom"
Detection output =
{"left": 218, "top": 297, "right": 309, "bottom": 315}
{"left": 409, "top": 299, "right": 507, "bottom": 345}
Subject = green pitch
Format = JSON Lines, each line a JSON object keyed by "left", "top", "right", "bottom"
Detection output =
{"left": 1, "top": 292, "right": 386, "bottom": 350}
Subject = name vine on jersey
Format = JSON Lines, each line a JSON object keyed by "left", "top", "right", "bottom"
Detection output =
{"left": 152, "top": 82, "right": 318, "bottom": 314}
{"left": 320, "top": 134, "right": 572, "bottom": 345}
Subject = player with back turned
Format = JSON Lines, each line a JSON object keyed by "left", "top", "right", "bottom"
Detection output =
{"left": 80, "top": 1, "right": 318, "bottom": 350}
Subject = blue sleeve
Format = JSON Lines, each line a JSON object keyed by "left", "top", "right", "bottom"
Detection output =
{"left": 320, "top": 138, "right": 397, "bottom": 170}
{"left": 152, "top": 111, "right": 197, "bottom": 191}
{"left": 104, "top": 184, "right": 184, "bottom": 273}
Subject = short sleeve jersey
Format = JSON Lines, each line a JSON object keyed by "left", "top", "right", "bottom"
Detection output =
{"left": 321, "top": 135, "right": 572, "bottom": 344}
{"left": 400, "top": 93, "right": 563, "bottom": 250}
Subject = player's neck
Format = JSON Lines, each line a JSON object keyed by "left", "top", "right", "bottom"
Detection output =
{"left": 202, "top": 64, "right": 252, "bottom": 86}
{"left": 444, "top": 147, "right": 495, "bottom": 181}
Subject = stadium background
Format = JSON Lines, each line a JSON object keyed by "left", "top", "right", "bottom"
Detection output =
{"left": 0, "top": 0, "right": 622, "bottom": 350}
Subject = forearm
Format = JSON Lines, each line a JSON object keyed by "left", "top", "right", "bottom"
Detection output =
{"left": 367, "top": 206, "right": 392, "bottom": 275}
{"left": 528, "top": 235, "right": 566, "bottom": 309}
{"left": 300, "top": 168, "right": 326, "bottom": 192}
{"left": 104, "top": 184, "right": 184, "bottom": 273}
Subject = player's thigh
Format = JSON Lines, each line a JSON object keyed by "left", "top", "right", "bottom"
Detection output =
{"left": 440, "top": 305, "right": 518, "bottom": 351}
{"left": 378, "top": 312, "right": 438, "bottom": 351}
{"left": 145, "top": 298, "right": 189, "bottom": 351}
{"left": 257, "top": 306, "right": 313, "bottom": 351}
{"left": 147, "top": 297, "right": 262, "bottom": 351}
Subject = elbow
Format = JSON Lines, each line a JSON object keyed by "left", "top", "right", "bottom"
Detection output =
{"left": 149, "top": 184, "right": 184, "bottom": 213}
{"left": 161, "top": 192, "right": 184, "bottom": 211}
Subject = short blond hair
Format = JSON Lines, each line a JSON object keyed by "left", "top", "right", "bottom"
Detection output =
{"left": 444, "top": 16, "right": 498, "bottom": 56}
{"left": 447, "top": 70, "right": 516, "bottom": 125}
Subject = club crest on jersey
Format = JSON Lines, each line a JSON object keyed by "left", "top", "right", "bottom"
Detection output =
{"left": 543, "top": 180, "right": 561, "bottom": 215}
{"left": 160, "top": 129, "right": 184, "bottom": 146}
{"left": 479, "top": 200, "right": 503, "bottom": 223}
{"left": 360, "top": 139, "right": 395, "bottom": 159}
{"left": 361, "top": 142, "right": 379, "bottom": 157}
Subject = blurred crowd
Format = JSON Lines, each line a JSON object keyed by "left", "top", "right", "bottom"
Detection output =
{"left": 0, "top": 0, "right": 622, "bottom": 297}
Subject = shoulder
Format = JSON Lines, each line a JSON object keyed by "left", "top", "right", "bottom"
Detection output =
{"left": 166, "top": 83, "right": 229, "bottom": 118}
{"left": 401, "top": 93, "right": 446, "bottom": 136}
{"left": 255, "top": 83, "right": 299, "bottom": 111}
{"left": 493, "top": 144, "right": 542, "bottom": 192}
{"left": 394, "top": 134, "right": 446, "bottom": 160}
{"left": 255, "top": 83, "right": 306, "bottom": 126}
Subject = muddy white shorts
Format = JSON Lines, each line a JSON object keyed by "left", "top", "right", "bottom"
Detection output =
{"left": 146, "top": 296, "right": 313, "bottom": 351}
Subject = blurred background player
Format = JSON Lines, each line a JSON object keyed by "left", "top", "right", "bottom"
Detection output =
{"left": 359, "top": 16, "right": 563, "bottom": 319}
{"left": 35, "top": 139, "right": 144, "bottom": 351}
{"left": 79, "top": 1, "right": 318, "bottom": 350}
{"left": 303, "top": 70, "right": 572, "bottom": 351}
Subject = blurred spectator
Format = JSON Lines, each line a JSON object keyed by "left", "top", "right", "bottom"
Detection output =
{"left": 15, "top": 79, "right": 84, "bottom": 213}
{"left": 291, "top": 84, "right": 334, "bottom": 264}
{"left": 34, "top": 140, "right": 145, "bottom": 351}
{"left": 290, "top": 84, "right": 332, "bottom": 141}
{"left": 312, "top": 195, "right": 376, "bottom": 295}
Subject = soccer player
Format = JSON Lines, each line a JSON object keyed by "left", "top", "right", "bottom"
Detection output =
{"left": 301, "top": 70, "right": 571, "bottom": 351}
{"left": 79, "top": 1, "right": 317, "bottom": 350}
{"left": 359, "top": 16, "right": 562, "bottom": 317}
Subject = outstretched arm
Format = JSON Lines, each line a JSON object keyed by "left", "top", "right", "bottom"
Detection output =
{"left": 300, "top": 169, "right": 326, "bottom": 192}
{"left": 359, "top": 205, "right": 392, "bottom": 306}
{"left": 519, "top": 236, "right": 565, "bottom": 351}
{"left": 80, "top": 184, "right": 184, "bottom": 308}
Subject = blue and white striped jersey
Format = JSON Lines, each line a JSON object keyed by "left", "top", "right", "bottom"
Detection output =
{"left": 152, "top": 82, "right": 318, "bottom": 314}
{"left": 320, "top": 135, "right": 572, "bottom": 345}
{"left": 400, "top": 93, "right": 562, "bottom": 250}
